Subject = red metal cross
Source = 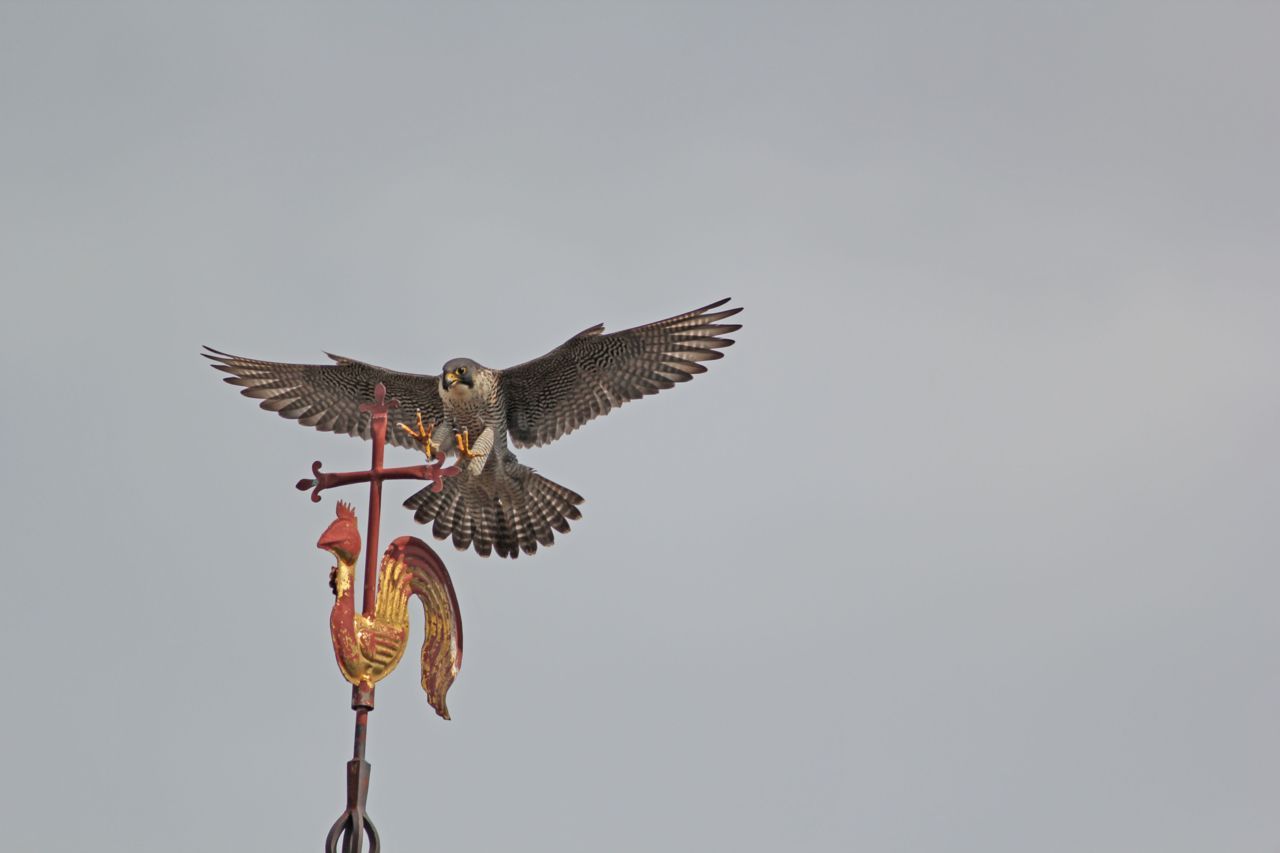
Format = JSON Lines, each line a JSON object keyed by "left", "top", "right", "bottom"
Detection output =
{"left": 295, "top": 383, "right": 458, "bottom": 620}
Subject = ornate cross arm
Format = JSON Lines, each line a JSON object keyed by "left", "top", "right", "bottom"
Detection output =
{"left": 296, "top": 456, "right": 459, "bottom": 503}
{"left": 295, "top": 383, "right": 460, "bottom": 503}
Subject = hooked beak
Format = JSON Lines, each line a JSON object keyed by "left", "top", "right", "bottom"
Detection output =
{"left": 442, "top": 371, "right": 473, "bottom": 390}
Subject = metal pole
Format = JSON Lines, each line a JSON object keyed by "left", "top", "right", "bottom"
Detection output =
{"left": 325, "top": 384, "right": 395, "bottom": 853}
{"left": 362, "top": 386, "right": 391, "bottom": 619}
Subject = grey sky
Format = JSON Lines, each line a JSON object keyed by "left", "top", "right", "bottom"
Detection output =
{"left": 2, "top": 3, "right": 1278, "bottom": 851}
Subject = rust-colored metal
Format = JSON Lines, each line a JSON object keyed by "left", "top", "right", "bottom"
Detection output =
{"left": 298, "top": 457, "right": 456, "bottom": 503}
{"left": 351, "top": 683, "right": 376, "bottom": 712}
{"left": 326, "top": 756, "right": 378, "bottom": 853}
{"left": 301, "top": 383, "right": 464, "bottom": 853}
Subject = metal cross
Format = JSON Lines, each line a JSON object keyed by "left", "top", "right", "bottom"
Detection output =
{"left": 295, "top": 382, "right": 459, "bottom": 853}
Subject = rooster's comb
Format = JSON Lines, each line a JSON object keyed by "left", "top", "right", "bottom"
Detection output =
{"left": 336, "top": 501, "right": 356, "bottom": 520}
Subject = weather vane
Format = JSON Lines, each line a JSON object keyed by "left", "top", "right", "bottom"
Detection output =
{"left": 299, "top": 383, "right": 462, "bottom": 853}
{"left": 205, "top": 298, "right": 741, "bottom": 850}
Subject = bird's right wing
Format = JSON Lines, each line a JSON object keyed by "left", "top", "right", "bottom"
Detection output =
{"left": 203, "top": 347, "right": 445, "bottom": 451}
{"left": 499, "top": 298, "right": 742, "bottom": 448}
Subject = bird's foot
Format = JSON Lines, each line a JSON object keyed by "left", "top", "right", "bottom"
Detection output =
{"left": 454, "top": 428, "right": 479, "bottom": 460}
{"left": 398, "top": 412, "right": 437, "bottom": 458}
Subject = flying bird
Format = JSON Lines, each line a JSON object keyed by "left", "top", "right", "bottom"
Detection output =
{"left": 205, "top": 298, "right": 742, "bottom": 558}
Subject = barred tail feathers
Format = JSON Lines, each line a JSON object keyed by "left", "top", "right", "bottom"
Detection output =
{"left": 403, "top": 466, "right": 583, "bottom": 558}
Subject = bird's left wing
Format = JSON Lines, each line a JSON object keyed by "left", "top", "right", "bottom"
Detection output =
{"left": 499, "top": 298, "right": 741, "bottom": 448}
{"left": 203, "top": 347, "right": 445, "bottom": 450}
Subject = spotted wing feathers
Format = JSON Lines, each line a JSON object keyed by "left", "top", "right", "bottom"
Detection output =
{"left": 500, "top": 298, "right": 742, "bottom": 448}
{"left": 203, "top": 347, "right": 444, "bottom": 450}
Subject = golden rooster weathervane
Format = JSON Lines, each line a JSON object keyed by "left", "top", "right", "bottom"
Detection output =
{"left": 291, "top": 382, "right": 462, "bottom": 853}
{"left": 318, "top": 501, "right": 462, "bottom": 718}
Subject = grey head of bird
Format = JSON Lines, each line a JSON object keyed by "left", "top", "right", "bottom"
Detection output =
{"left": 440, "top": 357, "right": 488, "bottom": 394}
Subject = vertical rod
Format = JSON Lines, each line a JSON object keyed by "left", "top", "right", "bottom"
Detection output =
{"left": 362, "top": 385, "right": 388, "bottom": 619}
{"left": 332, "top": 384, "right": 392, "bottom": 853}
{"left": 353, "top": 708, "right": 369, "bottom": 761}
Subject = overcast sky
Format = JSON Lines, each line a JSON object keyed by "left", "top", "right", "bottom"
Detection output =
{"left": 2, "top": 3, "right": 1278, "bottom": 852}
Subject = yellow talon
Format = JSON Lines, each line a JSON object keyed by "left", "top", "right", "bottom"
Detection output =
{"left": 454, "top": 428, "right": 478, "bottom": 460}
{"left": 398, "top": 412, "right": 437, "bottom": 457}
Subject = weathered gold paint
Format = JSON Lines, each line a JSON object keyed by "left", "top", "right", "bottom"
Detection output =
{"left": 320, "top": 506, "right": 463, "bottom": 719}
{"left": 329, "top": 553, "right": 411, "bottom": 688}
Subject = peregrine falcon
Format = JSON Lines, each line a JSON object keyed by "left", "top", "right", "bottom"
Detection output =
{"left": 205, "top": 299, "right": 741, "bottom": 558}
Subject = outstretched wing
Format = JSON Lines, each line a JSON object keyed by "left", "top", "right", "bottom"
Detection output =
{"left": 203, "top": 347, "right": 445, "bottom": 451}
{"left": 499, "top": 298, "right": 742, "bottom": 448}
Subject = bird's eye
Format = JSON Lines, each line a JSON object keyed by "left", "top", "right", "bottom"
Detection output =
{"left": 457, "top": 366, "right": 467, "bottom": 374}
